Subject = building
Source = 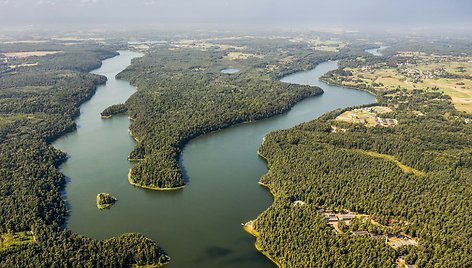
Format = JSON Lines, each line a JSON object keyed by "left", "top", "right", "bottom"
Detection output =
{"left": 337, "top": 214, "right": 355, "bottom": 221}
{"left": 324, "top": 213, "right": 338, "bottom": 222}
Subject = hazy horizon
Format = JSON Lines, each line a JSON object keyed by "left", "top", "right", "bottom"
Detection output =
{"left": 1, "top": 0, "right": 471, "bottom": 33}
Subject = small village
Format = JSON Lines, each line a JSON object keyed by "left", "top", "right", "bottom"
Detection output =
{"left": 287, "top": 199, "right": 419, "bottom": 252}
{"left": 399, "top": 67, "right": 448, "bottom": 83}
{"left": 320, "top": 209, "right": 418, "bottom": 248}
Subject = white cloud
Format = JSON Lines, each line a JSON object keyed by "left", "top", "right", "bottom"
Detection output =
{"left": 35, "top": 0, "right": 57, "bottom": 6}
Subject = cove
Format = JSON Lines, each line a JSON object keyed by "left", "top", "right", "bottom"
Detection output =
{"left": 53, "top": 52, "right": 375, "bottom": 267}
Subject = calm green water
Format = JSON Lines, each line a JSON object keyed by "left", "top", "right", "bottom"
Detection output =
{"left": 53, "top": 52, "right": 375, "bottom": 268}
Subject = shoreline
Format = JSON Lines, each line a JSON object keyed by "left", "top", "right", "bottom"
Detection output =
{"left": 319, "top": 76, "right": 379, "bottom": 98}
{"left": 128, "top": 128, "right": 141, "bottom": 143}
{"left": 244, "top": 62, "right": 381, "bottom": 267}
{"left": 240, "top": 149, "right": 283, "bottom": 268}
{"left": 127, "top": 89, "right": 324, "bottom": 192}
{"left": 127, "top": 169, "right": 186, "bottom": 191}
{"left": 242, "top": 220, "right": 282, "bottom": 268}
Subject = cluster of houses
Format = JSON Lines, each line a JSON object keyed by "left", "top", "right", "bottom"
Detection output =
{"left": 320, "top": 209, "right": 417, "bottom": 250}
{"left": 359, "top": 64, "right": 384, "bottom": 74}
{"left": 399, "top": 66, "right": 447, "bottom": 83}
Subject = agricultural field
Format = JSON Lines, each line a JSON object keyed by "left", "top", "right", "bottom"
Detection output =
{"left": 323, "top": 53, "right": 472, "bottom": 112}
{"left": 289, "top": 36, "right": 347, "bottom": 52}
{"left": 3, "top": 51, "right": 63, "bottom": 58}
{"left": 171, "top": 39, "right": 245, "bottom": 51}
{"left": 224, "top": 51, "right": 264, "bottom": 60}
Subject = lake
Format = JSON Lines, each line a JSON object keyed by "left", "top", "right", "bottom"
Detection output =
{"left": 365, "top": 46, "right": 389, "bottom": 56}
{"left": 53, "top": 51, "right": 375, "bottom": 267}
{"left": 221, "top": 68, "right": 240, "bottom": 74}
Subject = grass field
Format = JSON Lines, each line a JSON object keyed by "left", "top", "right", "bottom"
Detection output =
{"left": 356, "top": 150, "right": 425, "bottom": 176}
{"left": 0, "top": 231, "right": 35, "bottom": 251}
{"left": 225, "top": 52, "right": 263, "bottom": 60}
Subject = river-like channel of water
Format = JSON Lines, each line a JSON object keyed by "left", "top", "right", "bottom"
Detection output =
{"left": 53, "top": 51, "right": 375, "bottom": 268}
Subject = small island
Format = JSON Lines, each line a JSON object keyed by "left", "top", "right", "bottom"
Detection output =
{"left": 100, "top": 103, "right": 128, "bottom": 118}
{"left": 96, "top": 193, "right": 117, "bottom": 209}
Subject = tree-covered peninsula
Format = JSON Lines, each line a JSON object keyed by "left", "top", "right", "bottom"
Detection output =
{"left": 118, "top": 46, "right": 327, "bottom": 190}
{"left": 101, "top": 103, "right": 128, "bottom": 118}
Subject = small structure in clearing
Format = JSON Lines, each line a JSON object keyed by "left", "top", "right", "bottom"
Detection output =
{"left": 292, "top": 200, "right": 306, "bottom": 206}
{"left": 319, "top": 208, "right": 418, "bottom": 251}
{"left": 389, "top": 235, "right": 419, "bottom": 248}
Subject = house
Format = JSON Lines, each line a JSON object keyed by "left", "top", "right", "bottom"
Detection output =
{"left": 324, "top": 213, "right": 338, "bottom": 222}
{"left": 352, "top": 230, "right": 369, "bottom": 236}
{"left": 371, "top": 234, "right": 388, "bottom": 243}
{"left": 337, "top": 214, "right": 355, "bottom": 221}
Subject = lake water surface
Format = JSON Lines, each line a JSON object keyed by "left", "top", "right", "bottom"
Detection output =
{"left": 221, "top": 68, "right": 241, "bottom": 74}
{"left": 366, "top": 46, "right": 389, "bottom": 56}
{"left": 53, "top": 52, "right": 375, "bottom": 267}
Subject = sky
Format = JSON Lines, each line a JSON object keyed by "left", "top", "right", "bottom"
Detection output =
{"left": 0, "top": 0, "right": 471, "bottom": 31}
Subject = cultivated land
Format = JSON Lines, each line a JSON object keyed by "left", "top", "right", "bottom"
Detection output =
{"left": 322, "top": 52, "right": 472, "bottom": 112}
{"left": 3, "top": 51, "right": 63, "bottom": 58}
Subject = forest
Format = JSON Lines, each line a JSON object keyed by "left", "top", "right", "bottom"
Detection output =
{"left": 101, "top": 103, "right": 128, "bottom": 118}
{"left": 2, "top": 33, "right": 470, "bottom": 267}
{"left": 117, "top": 38, "right": 375, "bottom": 190}
{"left": 0, "top": 42, "right": 169, "bottom": 267}
{"left": 253, "top": 85, "right": 472, "bottom": 266}
{"left": 118, "top": 47, "right": 325, "bottom": 189}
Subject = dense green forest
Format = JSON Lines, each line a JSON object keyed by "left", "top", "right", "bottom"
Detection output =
{"left": 0, "top": 43, "right": 169, "bottom": 267}
{"left": 118, "top": 38, "right": 375, "bottom": 189}
{"left": 3, "top": 34, "right": 470, "bottom": 267}
{"left": 118, "top": 47, "right": 326, "bottom": 189}
{"left": 101, "top": 103, "right": 128, "bottom": 118}
{"left": 253, "top": 84, "right": 472, "bottom": 267}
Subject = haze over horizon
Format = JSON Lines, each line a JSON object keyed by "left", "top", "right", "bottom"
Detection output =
{"left": 1, "top": 0, "right": 471, "bottom": 32}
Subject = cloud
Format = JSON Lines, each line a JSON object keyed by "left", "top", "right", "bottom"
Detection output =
{"left": 0, "top": 0, "right": 470, "bottom": 29}
{"left": 35, "top": 0, "right": 57, "bottom": 6}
